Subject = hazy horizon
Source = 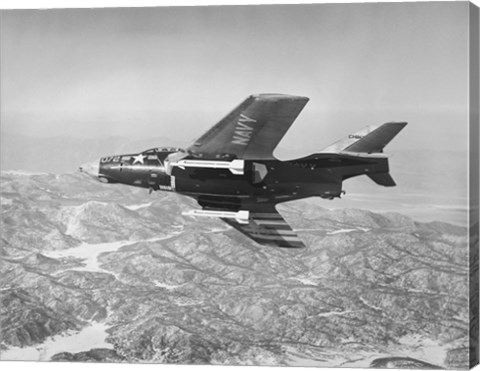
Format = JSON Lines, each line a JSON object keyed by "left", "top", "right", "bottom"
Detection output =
{"left": 1, "top": 2, "right": 470, "bottom": 153}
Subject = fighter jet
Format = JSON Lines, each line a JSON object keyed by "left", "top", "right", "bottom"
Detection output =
{"left": 80, "top": 94, "right": 407, "bottom": 248}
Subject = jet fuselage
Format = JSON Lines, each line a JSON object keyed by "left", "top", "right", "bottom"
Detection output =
{"left": 85, "top": 147, "right": 390, "bottom": 211}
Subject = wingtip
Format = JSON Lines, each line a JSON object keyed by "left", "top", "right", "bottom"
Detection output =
{"left": 385, "top": 121, "right": 408, "bottom": 127}
{"left": 250, "top": 93, "right": 310, "bottom": 102}
{"left": 380, "top": 122, "right": 408, "bottom": 134}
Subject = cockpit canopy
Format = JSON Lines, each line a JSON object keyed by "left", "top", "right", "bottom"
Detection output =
{"left": 142, "top": 147, "right": 184, "bottom": 155}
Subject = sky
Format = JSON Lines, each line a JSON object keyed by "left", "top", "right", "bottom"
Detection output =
{"left": 0, "top": 2, "right": 471, "bottom": 154}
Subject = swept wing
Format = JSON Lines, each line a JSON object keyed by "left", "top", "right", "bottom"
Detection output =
{"left": 221, "top": 204, "right": 305, "bottom": 248}
{"left": 188, "top": 94, "right": 309, "bottom": 160}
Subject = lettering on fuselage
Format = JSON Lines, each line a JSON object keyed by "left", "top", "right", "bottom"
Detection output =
{"left": 348, "top": 134, "right": 364, "bottom": 139}
{"left": 292, "top": 162, "right": 317, "bottom": 170}
{"left": 101, "top": 156, "right": 121, "bottom": 163}
{"left": 232, "top": 114, "right": 257, "bottom": 146}
{"left": 158, "top": 185, "right": 173, "bottom": 191}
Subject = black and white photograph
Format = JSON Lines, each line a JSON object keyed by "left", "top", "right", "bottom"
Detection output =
{"left": 1, "top": 0, "right": 479, "bottom": 369}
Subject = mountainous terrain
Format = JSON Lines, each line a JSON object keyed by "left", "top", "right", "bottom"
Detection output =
{"left": 0, "top": 171, "right": 472, "bottom": 368}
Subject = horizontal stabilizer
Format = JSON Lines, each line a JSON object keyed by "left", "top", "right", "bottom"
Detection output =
{"left": 367, "top": 172, "right": 396, "bottom": 187}
{"left": 321, "top": 122, "right": 407, "bottom": 154}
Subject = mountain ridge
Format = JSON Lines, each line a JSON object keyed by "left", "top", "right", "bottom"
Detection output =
{"left": 0, "top": 171, "right": 471, "bottom": 368}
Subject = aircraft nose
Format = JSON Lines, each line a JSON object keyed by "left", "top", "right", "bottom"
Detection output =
{"left": 79, "top": 160, "right": 100, "bottom": 178}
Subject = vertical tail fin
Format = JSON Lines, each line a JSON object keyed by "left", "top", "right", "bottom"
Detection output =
{"left": 321, "top": 122, "right": 407, "bottom": 154}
